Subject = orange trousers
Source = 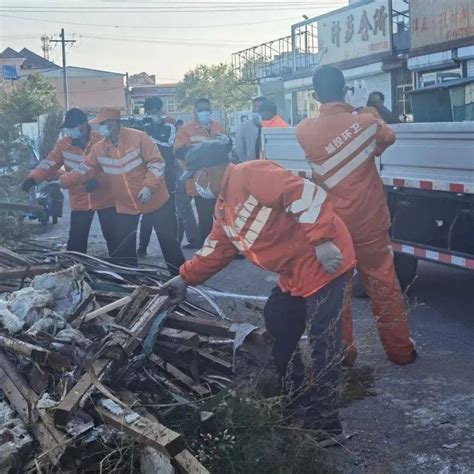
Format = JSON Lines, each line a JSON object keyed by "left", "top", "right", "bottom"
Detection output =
{"left": 343, "top": 232, "right": 416, "bottom": 365}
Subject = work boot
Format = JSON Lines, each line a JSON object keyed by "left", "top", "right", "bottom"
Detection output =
{"left": 137, "top": 247, "right": 147, "bottom": 258}
{"left": 387, "top": 349, "right": 417, "bottom": 365}
{"left": 387, "top": 338, "right": 417, "bottom": 365}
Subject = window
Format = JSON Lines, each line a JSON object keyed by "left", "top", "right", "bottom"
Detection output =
{"left": 393, "top": 67, "right": 414, "bottom": 120}
{"left": 418, "top": 66, "right": 462, "bottom": 88}
{"left": 166, "top": 98, "right": 177, "bottom": 113}
{"left": 291, "top": 89, "right": 318, "bottom": 125}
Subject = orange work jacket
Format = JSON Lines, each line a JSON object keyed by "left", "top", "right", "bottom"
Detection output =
{"left": 29, "top": 133, "right": 113, "bottom": 211}
{"left": 60, "top": 127, "right": 169, "bottom": 215}
{"left": 180, "top": 160, "right": 355, "bottom": 297}
{"left": 174, "top": 119, "right": 224, "bottom": 196}
{"left": 261, "top": 114, "right": 289, "bottom": 128}
{"left": 296, "top": 102, "right": 395, "bottom": 245}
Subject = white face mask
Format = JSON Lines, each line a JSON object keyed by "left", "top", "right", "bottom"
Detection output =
{"left": 195, "top": 181, "right": 215, "bottom": 200}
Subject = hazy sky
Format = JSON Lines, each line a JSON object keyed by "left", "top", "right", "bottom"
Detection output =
{"left": 0, "top": 0, "right": 347, "bottom": 82}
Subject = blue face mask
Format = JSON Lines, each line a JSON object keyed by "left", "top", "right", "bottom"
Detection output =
{"left": 64, "top": 127, "right": 81, "bottom": 139}
{"left": 98, "top": 124, "right": 111, "bottom": 138}
{"left": 197, "top": 111, "right": 211, "bottom": 126}
{"left": 251, "top": 112, "right": 261, "bottom": 124}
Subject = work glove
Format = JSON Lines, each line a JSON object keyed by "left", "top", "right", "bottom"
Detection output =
{"left": 345, "top": 80, "right": 369, "bottom": 109}
{"left": 84, "top": 178, "right": 99, "bottom": 193}
{"left": 160, "top": 275, "right": 188, "bottom": 303}
{"left": 21, "top": 177, "right": 36, "bottom": 192}
{"left": 138, "top": 186, "right": 152, "bottom": 204}
{"left": 315, "top": 241, "right": 343, "bottom": 274}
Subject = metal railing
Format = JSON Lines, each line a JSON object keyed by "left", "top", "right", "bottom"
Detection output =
{"left": 232, "top": 36, "right": 293, "bottom": 83}
{"left": 291, "top": 18, "right": 321, "bottom": 72}
{"left": 232, "top": 3, "right": 411, "bottom": 82}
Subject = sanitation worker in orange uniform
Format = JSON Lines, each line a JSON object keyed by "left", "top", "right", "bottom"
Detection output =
{"left": 296, "top": 66, "right": 417, "bottom": 366}
{"left": 161, "top": 138, "right": 356, "bottom": 438}
{"left": 258, "top": 99, "right": 289, "bottom": 128}
{"left": 60, "top": 107, "right": 184, "bottom": 271}
{"left": 22, "top": 108, "right": 117, "bottom": 255}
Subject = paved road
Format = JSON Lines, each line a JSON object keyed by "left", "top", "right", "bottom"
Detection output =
{"left": 43, "top": 202, "right": 474, "bottom": 473}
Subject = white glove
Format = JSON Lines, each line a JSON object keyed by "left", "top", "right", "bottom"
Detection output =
{"left": 160, "top": 275, "right": 188, "bottom": 303}
{"left": 345, "top": 80, "right": 369, "bottom": 109}
{"left": 138, "top": 186, "right": 152, "bottom": 204}
{"left": 315, "top": 241, "right": 343, "bottom": 274}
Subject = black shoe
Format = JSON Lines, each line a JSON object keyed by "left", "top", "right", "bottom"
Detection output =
{"left": 137, "top": 248, "right": 147, "bottom": 257}
{"left": 234, "top": 254, "right": 246, "bottom": 260}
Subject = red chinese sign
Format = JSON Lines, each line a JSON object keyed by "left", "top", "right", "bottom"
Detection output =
{"left": 410, "top": 0, "right": 474, "bottom": 49}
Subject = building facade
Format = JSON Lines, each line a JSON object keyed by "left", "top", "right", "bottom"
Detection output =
{"left": 41, "top": 66, "right": 126, "bottom": 113}
{"left": 232, "top": 0, "right": 474, "bottom": 124}
{"left": 129, "top": 83, "right": 179, "bottom": 115}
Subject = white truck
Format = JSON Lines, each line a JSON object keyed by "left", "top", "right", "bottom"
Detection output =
{"left": 262, "top": 122, "right": 474, "bottom": 289}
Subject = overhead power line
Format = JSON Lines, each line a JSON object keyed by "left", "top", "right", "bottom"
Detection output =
{"left": 0, "top": 13, "right": 299, "bottom": 29}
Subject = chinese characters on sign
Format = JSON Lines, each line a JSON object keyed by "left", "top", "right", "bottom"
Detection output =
{"left": 410, "top": 0, "right": 474, "bottom": 49}
{"left": 319, "top": 0, "right": 391, "bottom": 65}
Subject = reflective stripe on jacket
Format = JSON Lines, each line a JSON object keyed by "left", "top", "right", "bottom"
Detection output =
{"left": 180, "top": 160, "right": 355, "bottom": 297}
{"left": 60, "top": 127, "right": 169, "bottom": 215}
{"left": 296, "top": 102, "right": 395, "bottom": 244}
{"left": 174, "top": 119, "right": 224, "bottom": 196}
{"left": 29, "top": 133, "right": 113, "bottom": 211}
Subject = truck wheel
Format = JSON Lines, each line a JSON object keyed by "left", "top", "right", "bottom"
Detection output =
{"left": 394, "top": 253, "right": 418, "bottom": 292}
{"left": 52, "top": 216, "right": 58, "bottom": 224}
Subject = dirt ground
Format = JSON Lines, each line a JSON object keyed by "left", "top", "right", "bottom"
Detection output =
{"left": 32, "top": 207, "right": 474, "bottom": 473}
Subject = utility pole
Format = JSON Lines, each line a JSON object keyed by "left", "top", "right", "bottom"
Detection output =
{"left": 50, "top": 29, "right": 76, "bottom": 110}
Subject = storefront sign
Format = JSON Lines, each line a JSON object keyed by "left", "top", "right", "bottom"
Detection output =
{"left": 318, "top": 0, "right": 391, "bottom": 65}
{"left": 410, "top": 0, "right": 474, "bottom": 50}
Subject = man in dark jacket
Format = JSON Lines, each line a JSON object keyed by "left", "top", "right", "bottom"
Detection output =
{"left": 367, "top": 91, "right": 401, "bottom": 124}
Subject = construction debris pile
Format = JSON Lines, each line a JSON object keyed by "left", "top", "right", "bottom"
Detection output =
{"left": 0, "top": 245, "right": 271, "bottom": 473}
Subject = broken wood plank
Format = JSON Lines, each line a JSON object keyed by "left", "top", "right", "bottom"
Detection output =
{"left": 83, "top": 295, "right": 132, "bottom": 322}
{"left": 196, "top": 349, "right": 233, "bottom": 375}
{"left": 156, "top": 327, "right": 200, "bottom": 348}
{"left": 149, "top": 354, "right": 210, "bottom": 397}
{"left": 0, "top": 350, "right": 37, "bottom": 422}
{"left": 0, "top": 246, "right": 32, "bottom": 266}
{"left": 0, "top": 350, "right": 67, "bottom": 465}
{"left": 119, "top": 391, "right": 209, "bottom": 474}
{"left": 94, "top": 401, "right": 184, "bottom": 457}
{"left": 56, "top": 296, "right": 170, "bottom": 425}
{"left": 164, "top": 313, "right": 233, "bottom": 338}
{"left": 0, "top": 264, "right": 59, "bottom": 280}
{"left": 0, "top": 334, "right": 69, "bottom": 370}
{"left": 105, "top": 295, "right": 169, "bottom": 359}
{"left": 54, "top": 358, "right": 111, "bottom": 427}
{"left": 115, "top": 285, "right": 153, "bottom": 326}
{"left": 174, "top": 449, "right": 209, "bottom": 474}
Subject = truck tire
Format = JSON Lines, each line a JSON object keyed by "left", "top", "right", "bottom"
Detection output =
{"left": 394, "top": 253, "right": 418, "bottom": 292}
{"left": 52, "top": 216, "right": 58, "bottom": 224}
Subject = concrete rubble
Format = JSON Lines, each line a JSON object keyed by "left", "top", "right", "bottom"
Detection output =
{"left": 0, "top": 245, "right": 272, "bottom": 472}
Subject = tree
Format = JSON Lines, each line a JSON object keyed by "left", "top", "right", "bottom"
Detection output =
{"left": 176, "top": 63, "right": 257, "bottom": 114}
{"left": 1, "top": 73, "right": 58, "bottom": 124}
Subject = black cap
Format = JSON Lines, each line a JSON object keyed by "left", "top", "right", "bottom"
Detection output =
{"left": 61, "top": 108, "right": 88, "bottom": 128}
{"left": 180, "top": 137, "right": 231, "bottom": 181}
{"left": 144, "top": 97, "right": 163, "bottom": 112}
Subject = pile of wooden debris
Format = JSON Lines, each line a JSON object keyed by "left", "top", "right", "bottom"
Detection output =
{"left": 0, "top": 245, "right": 271, "bottom": 472}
